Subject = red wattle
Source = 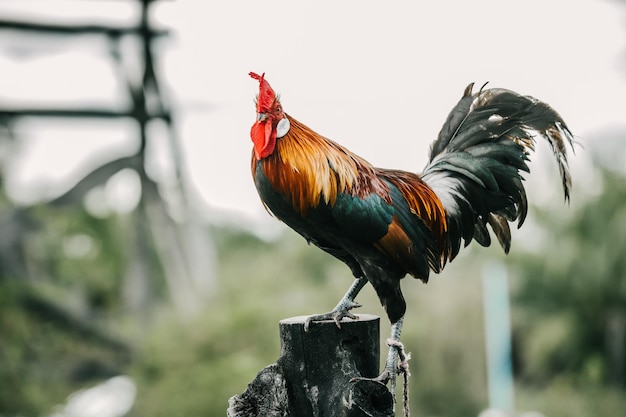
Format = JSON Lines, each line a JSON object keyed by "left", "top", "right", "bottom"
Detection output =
{"left": 250, "top": 121, "right": 276, "bottom": 159}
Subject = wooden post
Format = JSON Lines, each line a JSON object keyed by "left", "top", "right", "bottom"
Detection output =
{"left": 228, "top": 314, "right": 393, "bottom": 417}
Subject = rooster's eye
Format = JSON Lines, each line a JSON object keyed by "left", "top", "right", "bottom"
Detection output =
{"left": 276, "top": 106, "right": 281, "bottom": 113}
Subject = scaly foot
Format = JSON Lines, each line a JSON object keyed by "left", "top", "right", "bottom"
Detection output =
{"left": 353, "top": 317, "right": 409, "bottom": 386}
{"left": 373, "top": 338, "right": 410, "bottom": 385}
{"left": 304, "top": 300, "right": 362, "bottom": 331}
{"left": 304, "top": 277, "right": 367, "bottom": 331}
{"left": 350, "top": 338, "right": 411, "bottom": 417}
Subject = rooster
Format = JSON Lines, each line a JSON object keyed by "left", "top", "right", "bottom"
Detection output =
{"left": 248, "top": 72, "right": 573, "bottom": 384}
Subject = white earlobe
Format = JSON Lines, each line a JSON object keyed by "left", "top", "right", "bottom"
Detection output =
{"left": 276, "top": 117, "right": 290, "bottom": 138}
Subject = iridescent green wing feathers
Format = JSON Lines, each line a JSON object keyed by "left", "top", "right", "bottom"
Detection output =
{"left": 331, "top": 173, "right": 446, "bottom": 282}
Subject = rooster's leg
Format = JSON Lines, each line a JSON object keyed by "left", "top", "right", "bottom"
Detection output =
{"left": 375, "top": 316, "right": 409, "bottom": 385}
{"left": 304, "top": 277, "right": 367, "bottom": 331}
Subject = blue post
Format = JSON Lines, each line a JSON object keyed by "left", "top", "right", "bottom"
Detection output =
{"left": 482, "top": 262, "right": 515, "bottom": 411}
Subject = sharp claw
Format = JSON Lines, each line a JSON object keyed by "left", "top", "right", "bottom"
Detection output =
{"left": 377, "top": 370, "right": 392, "bottom": 385}
{"left": 333, "top": 317, "right": 343, "bottom": 329}
{"left": 304, "top": 302, "right": 362, "bottom": 332}
{"left": 348, "top": 301, "right": 362, "bottom": 310}
{"left": 351, "top": 340, "right": 410, "bottom": 387}
{"left": 304, "top": 317, "right": 314, "bottom": 332}
{"left": 349, "top": 369, "right": 392, "bottom": 385}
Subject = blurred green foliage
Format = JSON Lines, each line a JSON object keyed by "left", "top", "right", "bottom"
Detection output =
{"left": 0, "top": 206, "right": 132, "bottom": 416}
{"left": 510, "top": 167, "right": 626, "bottom": 388}
{"left": 1, "top": 165, "right": 625, "bottom": 417}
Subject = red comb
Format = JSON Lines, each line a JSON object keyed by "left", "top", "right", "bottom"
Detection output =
{"left": 249, "top": 71, "right": 276, "bottom": 113}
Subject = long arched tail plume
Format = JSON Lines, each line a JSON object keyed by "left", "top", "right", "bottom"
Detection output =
{"left": 421, "top": 83, "right": 575, "bottom": 262}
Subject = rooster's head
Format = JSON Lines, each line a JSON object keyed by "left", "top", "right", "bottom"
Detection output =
{"left": 249, "top": 72, "right": 290, "bottom": 159}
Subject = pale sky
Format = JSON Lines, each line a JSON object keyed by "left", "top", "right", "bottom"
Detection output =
{"left": 1, "top": 0, "right": 625, "bottom": 225}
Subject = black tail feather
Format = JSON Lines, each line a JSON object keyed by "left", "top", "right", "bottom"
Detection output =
{"left": 422, "top": 83, "right": 574, "bottom": 261}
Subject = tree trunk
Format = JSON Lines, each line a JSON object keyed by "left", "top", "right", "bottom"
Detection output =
{"left": 228, "top": 314, "right": 393, "bottom": 417}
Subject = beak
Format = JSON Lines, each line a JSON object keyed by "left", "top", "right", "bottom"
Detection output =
{"left": 257, "top": 112, "right": 268, "bottom": 122}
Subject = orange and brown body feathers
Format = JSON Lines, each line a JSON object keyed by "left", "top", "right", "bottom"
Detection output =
{"left": 249, "top": 72, "right": 574, "bottom": 324}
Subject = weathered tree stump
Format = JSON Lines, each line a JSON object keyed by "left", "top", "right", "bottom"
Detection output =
{"left": 228, "top": 314, "right": 393, "bottom": 417}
